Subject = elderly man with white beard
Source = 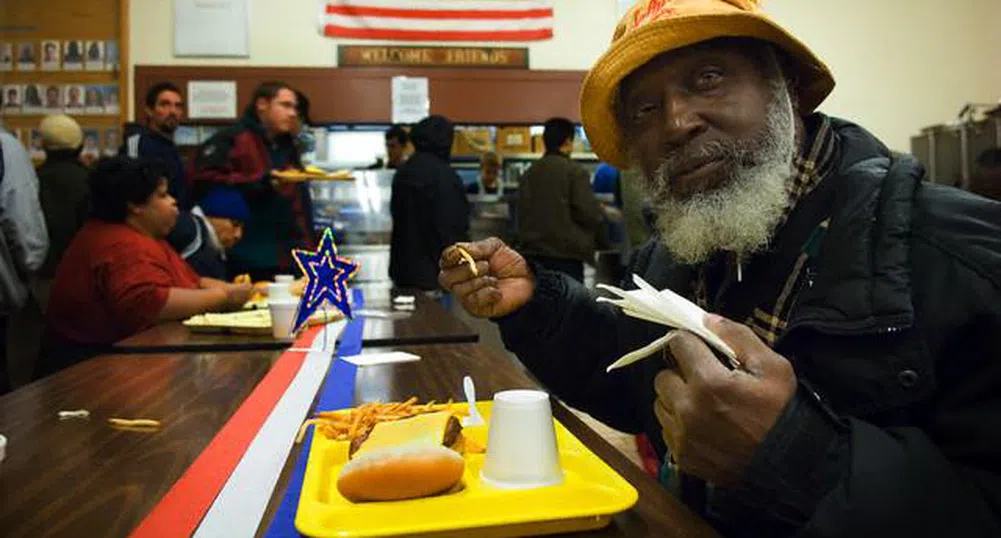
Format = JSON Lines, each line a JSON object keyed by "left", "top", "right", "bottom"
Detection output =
{"left": 438, "top": 1, "right": 1001, "bottom": 537}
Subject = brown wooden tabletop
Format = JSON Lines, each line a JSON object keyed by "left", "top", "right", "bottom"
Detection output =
{"left": 0, "top": 344, "right": 719, "bottom": 538}
{"left": 112, "top": 290, "right": 478, "bottom": 354}
{"left": 0, "top": 351, "right": 280, "bottom": 538}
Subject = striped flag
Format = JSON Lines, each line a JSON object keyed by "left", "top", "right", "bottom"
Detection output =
{"left": 321, "top": 0, "right": 555, "bottom": 42}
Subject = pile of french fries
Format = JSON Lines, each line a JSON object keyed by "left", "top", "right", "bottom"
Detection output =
{"left": 295, "top": 397, "right": 468, "bottom": 444}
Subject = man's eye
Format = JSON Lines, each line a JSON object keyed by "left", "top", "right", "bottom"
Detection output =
{"left": 695, "top": 70, "right": 723, "bottom": 90}
{"left": 631, "top": 102, "right": 659, "bottom": 122}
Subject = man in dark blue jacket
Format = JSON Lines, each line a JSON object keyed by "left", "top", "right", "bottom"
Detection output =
{"left": 439, "top": 1, "right": 1001, "bottom": 536}
{"left": 167, "top": 187, "right": 249, "bottom": 281}
{"left": 121, "top": 81, "right": 188, "bottom": 207}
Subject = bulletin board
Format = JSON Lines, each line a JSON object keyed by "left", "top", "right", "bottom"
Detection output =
{"left": 0, "top": 0, "right": 129, "bottom": 161}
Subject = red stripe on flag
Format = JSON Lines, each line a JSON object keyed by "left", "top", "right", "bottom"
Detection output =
{"left": 325, "top": 25, "right": 553, "bottom": 41}
{"left": 126, "top": 327, "right": 325, "bottom": 538}
{"left": 325, "top": 4, "right": 553, "bottom": 19}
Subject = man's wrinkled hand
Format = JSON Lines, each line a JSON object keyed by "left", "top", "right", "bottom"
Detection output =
{"left": 438, "top": 237, "right": 534, "bottom": 319}
{"left": 653, "top": 314, "right": 797, "bottom": 486}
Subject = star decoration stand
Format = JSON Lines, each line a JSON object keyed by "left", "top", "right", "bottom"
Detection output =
{"left": 290, "top": 228, "right": 359, "bottom": 337}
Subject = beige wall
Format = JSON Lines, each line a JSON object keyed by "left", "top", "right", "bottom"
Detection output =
{"left": 768, "top": 0, "right": 1001, "bottom": 151}
{"left": 130, "top": 0, "right": 1001, "bottom": 151}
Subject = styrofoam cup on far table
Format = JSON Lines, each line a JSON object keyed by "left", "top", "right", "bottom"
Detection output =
{"left": 269, "top": 299, "right": 299, "bottom": 339}
{"left": 274, "top": 274, "right": 294, "bottom": 283}
{"left": 267, "top": 282, "right": 292, "bottom": 302}
{"left": 480, "top": 389, "right": 564, "bottom": 489}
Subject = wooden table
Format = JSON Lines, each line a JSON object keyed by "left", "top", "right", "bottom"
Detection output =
{"left": 113, "top": 291, "right": 478, "bottom": 354}
{"left": 0, "top": 344, "right": 719, "bottom": 538}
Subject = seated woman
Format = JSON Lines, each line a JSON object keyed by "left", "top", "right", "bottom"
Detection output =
{"left": 42, "top": 157, "right": 252, "bottom": 375}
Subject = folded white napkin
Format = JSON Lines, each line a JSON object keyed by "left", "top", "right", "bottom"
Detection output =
{"left": 341, "top": 351, "right": 421, "bottom": 366}
{"left": 598, "top": 274, "right": 738, "bottom": 372}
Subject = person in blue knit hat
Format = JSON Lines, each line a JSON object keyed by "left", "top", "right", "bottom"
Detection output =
{"left": 167, "top": 187, "right": 249, "bottom": 280}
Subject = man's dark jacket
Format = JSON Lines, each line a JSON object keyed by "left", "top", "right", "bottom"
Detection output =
{"left": 498, "top": 116, "right": 1001, "bottom": 537}
{"left": 389, "top": 116, "right": 469, "bottom": 290}
{"left": 120, "top": 123, "right": 188, "bottom": 208}
{"left": 35, "top": 150, "right": 89, "bottom": 278}
{"left": 166, "top": 209, "right": 226, "bottom": 280}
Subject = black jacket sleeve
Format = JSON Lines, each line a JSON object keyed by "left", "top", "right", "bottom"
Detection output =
{"left": 496, "top": 242, "right": 668, "bottom": 433}
{"left": 710, "top": 227, "right": 1001, "bottom": 537}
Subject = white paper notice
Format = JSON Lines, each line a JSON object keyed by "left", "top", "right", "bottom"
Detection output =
{"left": 188, "top": 81, "right": 237, "bottom": 119}
{"left": 174, "top": 0, "right": 250, "bottom": 57}
{"left": 391, "top": 76, "right": 429, "bottom": 124}
{"left": 341, "top": 351, "right": 421, "bottom": 367}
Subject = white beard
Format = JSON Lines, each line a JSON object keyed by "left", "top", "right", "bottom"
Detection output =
{"left": 645, "top": 82, "right": 797, "bottom": 265}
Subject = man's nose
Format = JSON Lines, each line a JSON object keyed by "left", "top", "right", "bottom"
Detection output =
{"left": 662, "top": 91, "right": 708, "bottom": 149}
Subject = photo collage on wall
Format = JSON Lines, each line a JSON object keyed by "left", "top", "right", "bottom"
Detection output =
{"left": 0, "top": 39, "right": 121, "bottom": 117}
{"left": 0, "top": 39, "right": 119, "bottom": 73}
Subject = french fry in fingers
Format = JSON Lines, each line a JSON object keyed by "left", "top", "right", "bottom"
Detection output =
{"left": 449, "top": 245, "right": 478, "bottom": 276}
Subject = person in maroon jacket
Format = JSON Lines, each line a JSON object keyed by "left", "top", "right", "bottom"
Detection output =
{"left": 188, "top": 81, "right": 313, "bottom": 281}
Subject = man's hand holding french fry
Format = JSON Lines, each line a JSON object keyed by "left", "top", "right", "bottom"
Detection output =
{"left": 438, "top": 238, "right": 535, "bottom": 319}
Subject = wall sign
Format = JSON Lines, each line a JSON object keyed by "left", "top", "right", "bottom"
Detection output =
{"left": 339, "top": 46, "right": 528, "bottom": 69}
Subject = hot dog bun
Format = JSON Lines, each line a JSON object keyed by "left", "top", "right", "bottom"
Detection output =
{"left": 337, "top": 443, "right": 465, "bottom": 502}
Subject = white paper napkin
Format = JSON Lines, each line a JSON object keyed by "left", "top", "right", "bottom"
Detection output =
{"left": 340, "top": 351, "right": 421, "bottom": 366}
{"left": 598, "top": 274, "right": 738, "bottom": 372}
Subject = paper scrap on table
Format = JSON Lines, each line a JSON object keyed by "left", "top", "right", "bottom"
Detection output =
{"left": 599, "top": 274, "right": 738, "bottom": 372}
{"left": 58, "top": 409, "right": 90, "bottom": 420}
{"left": 340, "top": 351, "right": 421, "bottom": 366}
{"left": 392, "top": 295, "right": 416, "bottom": 305}
{"left": 355, "top": 308, "right": 412, "bottom": 320}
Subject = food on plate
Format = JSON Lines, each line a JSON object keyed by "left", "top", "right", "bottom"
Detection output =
{"left": 234, "top": 273, "right": 268, "bottom": 303}
{"left": 295, "top": 399, "right": 486, "bottom": 503}
{"left": 337, "top": 443, "right": 465, "bottom": 502}
{"left": 183, "top": 308, "right": 342, "bottom": 334}
{"left": 271, "top": 167, "right": 353, "bottom": 182}
{"left": 337, "top": 411, "right": 467, "bottom": 502}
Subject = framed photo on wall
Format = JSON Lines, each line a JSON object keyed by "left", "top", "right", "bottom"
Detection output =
{"left": 40, "top": 40, "right": 60, "bottom": 71}
{"left": 105, "top": 40, "right": 119, "bottom": 71}
{"left": 3, "top": 85, "right": 23, "bottom": 114}
{"left": 0, "top": 43, "right": 13, "bottom": 71}
{"left": 85, "top": 41, "right": 105, "bottom": 71}
{"left": 28, "top": 129, "right": 45, "bottom": 160}
{"left": 43, "top": 84, "right": 63, "bottom": 111}
{"left": 16, "top": 42, "right": 37, "bottom": 71}
{"left": 63, "top": 40, "right": 84, "bottom": 71}
{"left": 85, "top": 85, "right": 105, "bottom": 114}
{"left": 23, "top": 84, "right": 44, "bottom": 114}
{"left": 64, "top": 84, "right": 85, "bottom": 113}
{"left": 82, "top": 128, "right": 101, "bottom": 157}
{"left": 104, "top": 85, "right": 119, "bottom": 114}
{"left": 104, "top": 128, "right": 120, "bottom": 156}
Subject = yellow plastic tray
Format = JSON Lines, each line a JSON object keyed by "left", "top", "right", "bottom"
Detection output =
{"left": 294, "top": 402, "right": 639, "bottom": 537}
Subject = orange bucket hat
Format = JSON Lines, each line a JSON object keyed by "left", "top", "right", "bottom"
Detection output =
{"left": 581, "top": 0, "right": 835, "bottom": 168}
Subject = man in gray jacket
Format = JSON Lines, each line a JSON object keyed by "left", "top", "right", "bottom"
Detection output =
{"left": 0, "top": 127, "right": 49, "bottom": 392}
{"left": 516, "top": 117, "right": 602, "bottom": 283}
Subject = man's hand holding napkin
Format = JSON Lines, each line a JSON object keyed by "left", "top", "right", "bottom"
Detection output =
{"left": 600, "top": 275, "right": 797, "bottom": 487}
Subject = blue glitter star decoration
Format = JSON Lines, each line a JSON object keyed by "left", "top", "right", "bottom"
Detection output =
{"left": 290, "top": 228, "right": 359, "bottom": 335}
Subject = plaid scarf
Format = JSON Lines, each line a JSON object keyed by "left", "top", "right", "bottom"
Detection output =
{"left": 693, "top": 114, "right": 836, "bottom": 347}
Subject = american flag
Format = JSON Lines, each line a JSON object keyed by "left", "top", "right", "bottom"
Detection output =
{"left": 321, "top": 0, "right": 555, "bottom": 42}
